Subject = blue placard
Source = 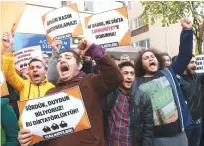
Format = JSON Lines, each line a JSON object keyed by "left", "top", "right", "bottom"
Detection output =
{"left": 13, "top": 33, "right": 70, "bottom": 52}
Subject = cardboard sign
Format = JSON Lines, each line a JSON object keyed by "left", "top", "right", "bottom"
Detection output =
{"left": 85, "top": 7, "right": 131, "bottom": 48}
{"left": 42, "top": 3, "right": 83, "bottom": 45}
{"left": 18, "top": 86, "right": 90, "bottom": 145}
{"left": 0, "top": 1, "right": 25, "bottom": 55}
{"left": 196, "top": 55, "right": 204, "bottom": 73}
{"left": 0, "top": 68, "right": 9, "bottom": 97}
{"left": 0, "top": 1, "right": 25, "bottom": 33}
{"left": 14, "top": 46, "right": 42, "bottom": 73}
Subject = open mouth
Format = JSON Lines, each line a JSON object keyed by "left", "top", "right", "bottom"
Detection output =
{"left": 150, "top": 62, "right": 156, "bottom": 67}
{"left": 33, "top": 74, "right": 40, "bottom": 78}
{"left": 191, "top": 66, "right": 196, "bottom": 71}
{"left": 125, "top": 81, "right": 132, "bottom": 84}
{"left": 60, "top": 65, "right": 69, "bottom": 72}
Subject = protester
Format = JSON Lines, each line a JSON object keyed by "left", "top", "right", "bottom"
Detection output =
{"left": 161, "top": 52, "right": 172, "bottom": 67}
{"left": 20, "top": 67, "right": 30, "bottom": 80}
{"left": 180, "top": 54, "right": 204, "bottom": 146}
{"left": 201, "top": 87, "right": 204, "bottom": 146}
{"left": 42, "top": 52, "right": 50, "bottom": 69}
{"left": 120, "top": 54, "right": 130, "bottom": 63}
{"left": 103, "top": 61, "right": 153, "bottom": 146}
{"left": 1, "top": 32, "right": 55, "bottom": 129}
{"left": 134, "top": 18, "right": 193, "bottom": 146}
{"left": 18, "top": 39, "right": 123, "bottom": 146}
{"left": 1, "top": 98, "right": 19, "bottom": 146}
{"left": 48, "top": 40, "right": 100, "bottom": 85}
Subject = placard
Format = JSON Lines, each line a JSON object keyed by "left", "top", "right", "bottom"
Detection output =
{"left": 196, "top": 55, "right": 204, "bottom": 73}
{"left": 18, "top": 86, "right": 90, "bottom": 145}
{"left": 85, "top": 7, "right": 131, "bottom": 48}
{"left": 42, "top": 3, "right": 82, "bottom": 45}
{"left": 0, "top": 68, "right": 9, "bottom": 97}
{"left": 0, "top": 1, "right": 25, "bottom": 55}
{"left": 14, "top": 46, "right": 43, "bottom": 73}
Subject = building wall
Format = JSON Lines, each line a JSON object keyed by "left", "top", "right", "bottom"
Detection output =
{"left": 128, "top": 1, "right": 181, "bottom": 57}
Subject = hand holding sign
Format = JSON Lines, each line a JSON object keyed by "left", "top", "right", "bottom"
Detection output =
{"left": 51, "top": 39, "right": 62, "bottom": 53}
{"left": 77, "top": 39, "right": 92, "bottom": 57}
{"left": 1, "top": 32, "right": 13, "bottom": 53}
{"left": 18, "top": 129, "right": 32, "bottom": 146}
{"left": 181, "top": 18, "right": 192, "bottom": 30}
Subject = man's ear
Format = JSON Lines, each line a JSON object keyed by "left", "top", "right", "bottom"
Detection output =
{"left": 77, "top": 62, "right": 83, "bottom": 71}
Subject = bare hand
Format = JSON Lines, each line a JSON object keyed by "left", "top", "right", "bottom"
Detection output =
{"left": 1, "top": 32, "right": 13, "bottom": 52}
{"left": 51, "top": 39, "right": 62, "bottom": 53}
{"left": 181, "top": 18, "right": 192, "bottom": 30}
{"left": 18, "top": 129, "right": 32, "bottom": 146}
{"left": 77, "top": 39, "right": 92, "bottom": 57}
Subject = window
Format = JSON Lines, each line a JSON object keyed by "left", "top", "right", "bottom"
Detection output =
{"left": 135, "top": 39, "right": 150, "bottom": 48}
{"left": 61, "top": 1, "right": 72, "bottom": 7}
{"left": 128, "top": 1, "right": 131, "bottom": 9}
{"left": 134, "top": 17, "right": 145, "bottom": 29}
{"left": 129, "top": 20, "right": 133, "bottom": 31}
{"left": 84, "top": 1, "right": 94, "bottom": 12}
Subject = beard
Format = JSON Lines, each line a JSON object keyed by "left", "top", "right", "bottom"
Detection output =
{"left": 186, "top": 68, "right": 195, "bottom": 75}
{"left": 143, "top": 66, "right": 158, "bottom": 76}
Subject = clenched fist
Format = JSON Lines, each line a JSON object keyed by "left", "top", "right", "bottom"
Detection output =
{"left": 181, "top": 18, "right": 192, "bottom": 30}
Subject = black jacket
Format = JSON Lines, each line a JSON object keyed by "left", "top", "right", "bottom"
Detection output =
{"left": 180, "top": 73, "right": 204, "bottom": 121}
{"left": 103, "top": 82, "right": 153, "bottom": 146}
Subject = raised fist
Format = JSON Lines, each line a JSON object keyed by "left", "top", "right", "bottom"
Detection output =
{"left": 1, "top": 32, "right": 13, "bottom": 49}
{"left": 51, "top": 39, "right": 62, "bottom": 53}
{"left": 181, "top": 18, "right": 192, "bottom": 30}
{"left": 77, "top": 39, "right": 92, "bottom": 57}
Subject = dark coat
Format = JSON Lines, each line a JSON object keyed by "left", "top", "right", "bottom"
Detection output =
{"left": 45, "top": 54, "right": 123, "bottom": 146}
{"left": 103, "top": 84, "right": 153, "bottom": 146}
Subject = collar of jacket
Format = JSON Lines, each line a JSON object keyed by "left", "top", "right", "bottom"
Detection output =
{"left": 56, "top": 71, "right": 86, "bottom": 85}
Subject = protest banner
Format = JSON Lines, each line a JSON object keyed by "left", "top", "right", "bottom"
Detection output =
{"left": 1, "top": 1, "right": 25, "bottom": 55}
{"left": 196, "top": 55, "right": 204, "bottom": 73}
{"left": 18, "top": 86, "right": 90, "bottom": 145}
{"left": 84, "top": 7, "right": 131, "bottom": 48}
{"left": 0, "top": 68, "right": 9, "bottom": 97}
{"left": 42, "top": 3, "right": 83, "bottom": 45}
{"left": 14, "top": 46, "right": 42, "bottom": 73}
{"left": 0, "top": 1, "right": 25, "bottom": 34}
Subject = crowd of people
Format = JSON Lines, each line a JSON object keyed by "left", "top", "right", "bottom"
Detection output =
{"left": 1, "top": 17, "right": 204, "bottom": 146}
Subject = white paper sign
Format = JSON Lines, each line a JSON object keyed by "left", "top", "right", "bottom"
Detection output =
{"left": 196, "top": 55, "right": 204, "bottom": 73}
{"left": 18, "top": 86, "right": 90, "bottom": 145}
{"left": 85, "top": 7, "right": 131, "bottom": 48}
{"left": 42, "top": 3, "right": 82, "bottom": 44}
{"left": 14, "top": 45, "right": 42, "bottom": 72}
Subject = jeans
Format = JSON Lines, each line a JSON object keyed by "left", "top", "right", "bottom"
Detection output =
{"left": 185, "top": 122, "right": 202, "bottom": 146}
{"left": 153, "top": 131, "right": 188, "bottom": 146}
{"left": 200, "top": 119, "right": 204, "bottom": 146}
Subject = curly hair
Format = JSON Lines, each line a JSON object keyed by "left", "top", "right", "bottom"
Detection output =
{"left": 134, "top": 49, "right": 164, "bottom": 78}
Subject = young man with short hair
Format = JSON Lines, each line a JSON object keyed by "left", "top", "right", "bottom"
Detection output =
{"left": 120, "top": 54, "right": 130, "bottom": 63}
{"left": 2, "top": 32, "right": 54, "bottom": 101}
{"left": 103, "top": 61, "right": 153, "bottom": 146}
{"left": 2, "top": 32, "right": 55, "bottom": 131}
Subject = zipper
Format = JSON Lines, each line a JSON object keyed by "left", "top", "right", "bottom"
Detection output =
{"left": 166, "top": 69, "right": 184, "bottom": 131}
{"left": 38, "top": 86, "right": 40, "bottom": 97}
